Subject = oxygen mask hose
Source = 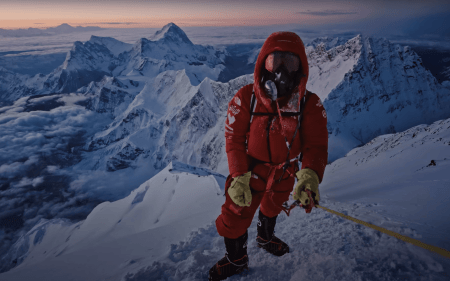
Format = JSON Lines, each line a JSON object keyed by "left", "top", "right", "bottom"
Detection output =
{"left": 265, "top": 80, "right": 278, "bottom": 101}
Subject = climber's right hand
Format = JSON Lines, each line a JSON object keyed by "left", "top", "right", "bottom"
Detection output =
{"left": 293, "top": 168, "right": 320, "bottom": 213}
{"left": 228, "top": 171, "right": 252, "bottom": 207}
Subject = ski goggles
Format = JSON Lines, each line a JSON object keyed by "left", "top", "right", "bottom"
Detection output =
{"left": 265, "top": 51, "right": 300, "bottom": 73}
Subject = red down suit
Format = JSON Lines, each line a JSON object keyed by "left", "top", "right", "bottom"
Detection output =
{"left": 216, "top": 32, "right": 328, "bottom": 239}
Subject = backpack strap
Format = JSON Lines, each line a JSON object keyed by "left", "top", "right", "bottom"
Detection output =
{"left": 248, "top": 90, "right": 311, "bottom": 178}
{"left": 250, "top": 91, "right": 273, "bottom": 162}
{"left": 250, "top": 92, "right": 257, "bottom": 123}
{"left": 278, "top": 90, "right": 311, "bottom": 181}
{"left": 252, "top": 112, "right": 301, "bottom": 116}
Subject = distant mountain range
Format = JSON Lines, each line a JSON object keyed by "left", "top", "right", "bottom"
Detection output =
{"left": 1, "top": 22, "right": 449, "bottom": 180}
{"left": 0, "top": 23, "right": 226, "bottom": 103}
{"left": 1, "top": 22, "right": 450, "bottom": 274}
{"left": 0, "top": 23, "right": 102, "bottom": 38}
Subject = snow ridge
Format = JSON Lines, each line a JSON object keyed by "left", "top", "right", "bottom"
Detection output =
{"left": 0, "top": 162, "right": 225, "bottom": 276}
{"left": 306, "top": 34, "right": 450, "bottom": 161}
{"left": 0, "top": 23, "right": 226, "bottom": 103}
{"left": 80, "top": 70, "right": 253, "bottom": 174}
{"left": 307, "top": 36, "right": 348, "bottom": 51}
{"left": 149, "top": 22, "right": 193, "bottom": 46}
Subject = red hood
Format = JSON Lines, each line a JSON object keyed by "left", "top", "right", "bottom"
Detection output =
{"left": 253, "top": 31, "right": 309, "bottom": 112}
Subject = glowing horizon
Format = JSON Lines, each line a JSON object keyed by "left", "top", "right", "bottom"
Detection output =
{"left": 0, "top": 0, "right": 384, "bottom": 30}
{"left": 0, "top": 0, "right": 447, "bottom": 30}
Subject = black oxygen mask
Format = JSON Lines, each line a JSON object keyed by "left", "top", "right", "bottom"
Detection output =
{"left": 263, "top": 64, "right": 297, "bottom": 100}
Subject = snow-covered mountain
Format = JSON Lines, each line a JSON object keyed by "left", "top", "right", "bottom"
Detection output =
{"left": 0, "top": 67, "right": 29, "bottom": 106}
{"left": 114, "top": 23, "right": 226, "bottom": 85}
{"left": 81, "top": 34, "right": 450, "bottom": 173}
{"left": 0, "top": 25, "right": 239, "bottom": 270}
{"left": 0, "top": 23, "right": 102, "bottom": 38}
{"left": 45, "top": 23, "right": 102, "bottom": 34}
{"left": 2, "top": 28, "right": 450, "bottom": 277}
{"left": 0, "top": 23, "right": 226, "bottom": 103}
{"left": 1, "top": 119, "right": 449, "bottom": 281}
{"left": 5, "top": 30, "right": 448, "bottom": 165}
{"left": 77, "top": 70, "right": 252, "bottom": 174}
{"left": 64, "top": 34, "right": 450, "bottom": 175}
{"left": 0, "top": 69, "right": 251, "bottom": 274}
{"left": 0, "top": 161, "right": 226, "bottom": 280}
{"left": 306, "top": 35, "right": 450, "bottom": 161}
{"left": 443, "top": 80, "right": 450, "bottom": 89}
{"left": 443, "top": 66, "right": 450, "bottom": 81}
{"left": 321, "top": 118, "right": 450, "bottom": 250}
{"left": 306, "top": 36, "right": 348, "bottom": 51}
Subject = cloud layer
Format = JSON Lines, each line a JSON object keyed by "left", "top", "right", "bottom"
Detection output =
{"left": 297, "top": 10, "right": 358, "bottom": 16}
{"left": 0, "top": 94, "right": 106, "bottom": 262}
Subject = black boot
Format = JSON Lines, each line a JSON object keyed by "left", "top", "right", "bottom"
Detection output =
{"left": 209, "top": 231, "right": 249, "bottom": 281}
{"left": 256, "top": 210, "right": 289, "bottom": 256}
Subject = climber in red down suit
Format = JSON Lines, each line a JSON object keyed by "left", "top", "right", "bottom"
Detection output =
{"left": 209, "top": 31, "right": 328, "bottom": 280}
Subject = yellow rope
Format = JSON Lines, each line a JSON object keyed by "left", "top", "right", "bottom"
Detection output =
{"left": 316, "top": 205, "right": 450, "bottom": 259}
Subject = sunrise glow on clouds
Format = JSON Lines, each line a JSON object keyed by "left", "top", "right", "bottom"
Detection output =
{"left": 0, "top": 0, "right": 448, "bottom": 30}
{"left": 0, "top": 0, "right": 401, "bottom": 29}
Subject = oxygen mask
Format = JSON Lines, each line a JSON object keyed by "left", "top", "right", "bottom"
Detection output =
{"left": 262, "top": 51, "right": 303, "bottom": 100}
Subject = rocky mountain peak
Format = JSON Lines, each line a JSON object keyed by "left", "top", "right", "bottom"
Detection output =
{"left": 309, "top": 34, "right": 450, "bottom": 161}
{"left": 149, "top": 22, "right": 193, "bottom": 46}
{"left": 307, "top": 36, "right": 348, "bottom": 50}
{"left": 57, "top": 23, "right": 71, "bottom": 28}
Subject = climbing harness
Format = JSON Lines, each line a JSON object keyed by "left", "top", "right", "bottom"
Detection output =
{"left": 249, "top": 90, "right": 310, "bottom": 183}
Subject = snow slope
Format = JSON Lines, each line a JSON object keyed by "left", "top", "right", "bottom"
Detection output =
{"left": 306, "top": 35, "right": 450, "bottom": 161}
{"left": 0, "top": 161, "right": 226, "bottom": 280}
{"left": 1, "top": 119, "right": 449, "bottom": 281}
{"left": 321, "top": 118, "right": 450, "bottom": 250}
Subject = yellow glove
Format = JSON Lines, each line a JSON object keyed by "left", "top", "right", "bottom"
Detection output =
{"left": 228, "top": 171, "right": 252, "bottom": 207}
{"left": 293, "top": 168, "right": 320, "bottom": 206}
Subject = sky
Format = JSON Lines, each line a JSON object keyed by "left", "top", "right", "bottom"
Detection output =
{"left": 0, "top": 0, "right": 449, "bottom": 32}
